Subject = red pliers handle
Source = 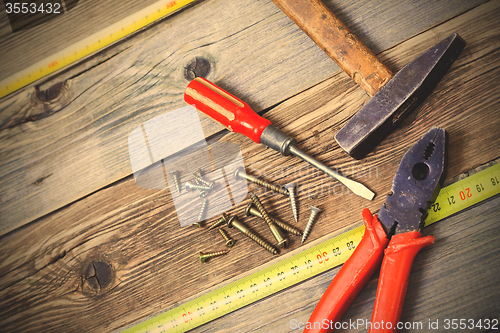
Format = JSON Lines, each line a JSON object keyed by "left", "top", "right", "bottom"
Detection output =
{"left": 305, "top": 209, "right": 434, "bottom": 333}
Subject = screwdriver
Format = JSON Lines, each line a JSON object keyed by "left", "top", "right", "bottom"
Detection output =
{"left": 184, "top": 77, "right": 374, "bottom": 200}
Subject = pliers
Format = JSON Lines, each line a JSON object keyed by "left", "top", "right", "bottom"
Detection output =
{"left": 305, "top": 127, "right": 446, "bottom": 333}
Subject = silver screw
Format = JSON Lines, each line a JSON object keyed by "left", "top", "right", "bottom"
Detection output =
{"left": 185, "top": 181, "right": 212, "bottom": 192}
{"left": 302, "top": 206, "right": 321, "bottom": 244}
{"left": 171, "top": 171, "right": 181, "bottom": 193}
{"left": 193, "top": 170, "right": 215, "bottom": 189}
{"left": 234, "top": 167, "right": 288, "bottom": 196}
{"left": 284, "top": 183, "right": 298, "bottom": 223}
{"left": 194, "top": 198, "right": 208, "bottom": 227}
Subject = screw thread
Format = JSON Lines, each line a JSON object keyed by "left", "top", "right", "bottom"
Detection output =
{"left": 196, "top": 199, "right": 208, "bottom": 226}
{"left": 249, "top": 193, "right": 274, "bottom": 227}
{"left": 219, "top": 228, "right": 235, "bottom": 247}
{"left": 286, "top": 184, "right": 298, "bottom": 223}
{"left": 244, "top": 230, "right": 278, "bottom": 255}
{"left": 208, "top": 214, "right": 228, "bottom": 230}
{"left": 252, "top": 177, "right": 288, "bottom": 196}
{"left": 272, "top": 217, "right": 303, "bottom": 236}
{"left": 247, "top": 204, "right": 302, "bottom": 236}
{"left": 193, "top": 174, "right": 215, "bottom": 189}
{"left": 249, "top": 193, "right": 288, "bottom": 248}
{"left": 231, "top": 217, "right": 278, "bottom": 255}
{"left": 199, "top": 250, "right": 229, "bottom": 262}
{"left": 302, "top": 206, "right": 321, "bottom": 244}
{"left": 219, "top": 228, "right": 231, "bottom": 241}
{"left": 171, "top": 171, "right": 181, "bottom": 193}
{"left": 236, "top": 169, "right": 288, "bottom": 196}
{"left": 186, "top": 181, "right": 212, "bottom": 191}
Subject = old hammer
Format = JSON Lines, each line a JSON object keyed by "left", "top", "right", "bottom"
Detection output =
{"left": 271, "top": 0, "right": 465, "bottom": 159}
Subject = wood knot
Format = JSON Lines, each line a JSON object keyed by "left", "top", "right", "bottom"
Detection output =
{"left": 184, "top": 57, "right": 211, "bottom": 80}
{"left": 83, "top": 261, "right": 113, "bottom": 292}
{"left": 35, "top": 81, "right": 67, "bottom": 103}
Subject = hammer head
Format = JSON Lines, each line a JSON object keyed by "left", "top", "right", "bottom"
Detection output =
{"left": 335, "top": 33, "right": 465, "bottom": 159}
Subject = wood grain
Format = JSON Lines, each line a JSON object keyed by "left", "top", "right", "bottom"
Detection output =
{"left": 0, "top": 0, "right": 174, "bottom": 81}
{"left": 0, "top": 0, "right": 485, "bottom": 236}
{"left": 0, "top": 2, "right": 499, "bottom": 331}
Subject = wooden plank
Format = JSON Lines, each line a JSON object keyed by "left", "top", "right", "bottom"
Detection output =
{"left": 192, "top": 195, "right": 500, "bottom": 333}
{"left": 0, "top": 0, "right": 173, "bottom": 82}
{"left": 0, "top": 2, "right": 499, "bottom": 331}
{"left": 0, "top": 0, "right": 485, "bottom": 235}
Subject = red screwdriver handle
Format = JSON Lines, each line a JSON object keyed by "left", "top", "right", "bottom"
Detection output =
{"left": 184, "top": 77, "right": 272, "bottom": 143}
{"left": 305, "top": 209, "right": 389, "bottom": 333}
{"left": 369, "top": 232, "right": 434, "bottom": 333}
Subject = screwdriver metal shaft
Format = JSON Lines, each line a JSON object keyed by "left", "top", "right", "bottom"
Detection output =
{"left": 288, "top": 146, "right": 374, "bottom": 200}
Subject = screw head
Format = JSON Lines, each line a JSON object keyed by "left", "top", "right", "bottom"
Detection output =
{"left": 233, "top": 167, "right": 243, "bottom": 180}
{"left": 244, "top": 203, "right": 254, "bottom": 217}
{"left": 226, "top": 239, "right": 236, "bottom": 247}
{"left": 226, "top": 215, "right": 235, "bottom": 228}
{"left": 276, "top": 238, "right": 288, "bottom": 249}
{"left": 199, "top": 252, "right": 208, "bottom": 263}
{"left": 311, "top": 205, "right": 321, "bottom": 213}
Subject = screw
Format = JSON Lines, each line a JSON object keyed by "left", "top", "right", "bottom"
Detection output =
{"left": 171, "top": 171, "right": 181, "bottom": 193}
{"left": 302, "top": 206, "right": 321, "bottom": 244}
{"left": 185, "top": 181, "right": 212, "bottom": 192}
{"left": 284, "top": 183, "right": 298, "bottom": 223}
{"left": 234, "top": 167, "right": 288, "bottom": 196}
{"left": 199, "top": 250, "right": 229, "bottom": 263}
{"left": 249, "top": 193, "right": 288, "bottom": 248}
{"left": 194, "top": 198, "right": 208, "bottom": 227}
{"left": 219, "top": 228, "right": 236, "bottom": 247}
{"left": 245, "top": 203, "right": 302, "bottom": 236}
{"left": 227, "top": 215, "right": 278, "bottom": 255}
{"left": 208, "top": 213, "right": 229, "bottom": 230}
{"left": 193, "top": 170, "right": 215, "bottom": 189}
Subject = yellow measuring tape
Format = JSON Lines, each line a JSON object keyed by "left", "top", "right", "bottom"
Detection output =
{"left": 0, "top": 0, "right": 196, "bottom": 100}
{"left": 125, "top": 163, "right": 500, "bottom": 332}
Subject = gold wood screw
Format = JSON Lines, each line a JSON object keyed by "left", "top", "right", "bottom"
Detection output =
{"left": 245, "top": 203, "right": 302, "bottom": 236}
{"left": 219, "top": 228, "right": 236, "bottom": 247}
{"left": 199, "top": 250, "right": 229, "bottom": 263}
{"left": 249, "top": 193, "right": 288, "bottom": 248}
{"left": 227, "top": 216, "right": 278, "bottom": 255}
{"left": 208, "top": 213, "right": 229, "bottom": 230}
{"left": 234, "top": 167, "right": 288, "bottom": 196}
{"left": 171, "top": 171, "right": 181, "bottom": 193}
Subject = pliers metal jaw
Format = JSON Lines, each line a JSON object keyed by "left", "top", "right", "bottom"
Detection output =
{"left": 305, "top": 127, "right": 446, "bottom": 333}
{"left": 378, "top": 127, "right": 446, "bottom": 235}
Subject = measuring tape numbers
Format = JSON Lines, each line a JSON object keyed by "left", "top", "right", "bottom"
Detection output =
{"left": 124, "top": 163, "right": 500, "bottom": 333}
{"left": 0, "top": 0, "right": 196, "bottom": 100}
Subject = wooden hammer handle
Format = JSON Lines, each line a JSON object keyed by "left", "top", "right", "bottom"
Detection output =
{"left": 272, "top": 0, "right": 393, "bottom": 96}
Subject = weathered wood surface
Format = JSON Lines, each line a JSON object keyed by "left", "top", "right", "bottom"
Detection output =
{"left": 193, "top": 195, "right": 500, "bottom": 333}
{"left": 0, "top": 1, "right": 499, "bottom": 331}
{"left": 0, "top": 0, "right": 485, "bottom": 235}
{"left": 0, "top": 0, "right": 168, "bottom": 81}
